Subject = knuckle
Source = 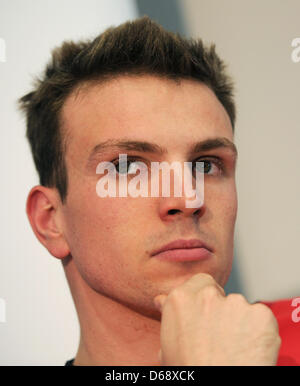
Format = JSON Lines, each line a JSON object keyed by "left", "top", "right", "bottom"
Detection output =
{"left": 199, "top": 284, "right": 220, "bottom": 300}
{"left": 195, "top": 272, "right": 215, "bottom": 284}
{"left": 226, "top": 293, "right": 247, "bottom": 304}
{"left": 252, "top": 303, "right": 279, "bottom": 331}
{"left": 253, "top": 303, "right": 274, "bottom": 319}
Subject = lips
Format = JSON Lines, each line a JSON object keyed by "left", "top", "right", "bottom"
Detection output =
{"left": 150, "top": 239, "right": 213, "bottom": 262}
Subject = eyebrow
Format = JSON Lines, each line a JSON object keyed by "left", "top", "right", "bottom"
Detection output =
{"left": 87, "top": 137, "right": 238, "bottom": 164}
{"left": 191, "top": 137, "right": 238, "bottom": 156}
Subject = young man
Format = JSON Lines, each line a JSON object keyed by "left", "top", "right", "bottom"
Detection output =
{"left": 19, "top": 17, "right": 297, "bottom": 366}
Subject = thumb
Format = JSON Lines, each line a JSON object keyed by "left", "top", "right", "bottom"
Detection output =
{"left": 153, "top": 294, "right": 167, "bottom": 312}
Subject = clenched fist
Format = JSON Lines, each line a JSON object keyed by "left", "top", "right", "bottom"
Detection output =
{"left": 154, "top": 273, "right": 281, "bottom": 366}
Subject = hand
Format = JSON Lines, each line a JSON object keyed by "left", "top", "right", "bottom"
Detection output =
{"left": 154, "top": 273, "right": 281, "bottom": 366}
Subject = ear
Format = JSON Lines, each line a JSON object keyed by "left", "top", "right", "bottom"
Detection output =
{"left": 26, "top": 185, "right": 70, "bottom": 259}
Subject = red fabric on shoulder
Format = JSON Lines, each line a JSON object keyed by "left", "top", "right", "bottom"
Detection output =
{"left": 262, "top": 298, "right": 300, "bottom": 366}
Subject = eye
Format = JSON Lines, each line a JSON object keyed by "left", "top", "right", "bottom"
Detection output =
{"left": 193, "top": 157, "right": 224, "bottom": 176}
{"left": 112, "top": 157, "right": 145, "bottom": 175}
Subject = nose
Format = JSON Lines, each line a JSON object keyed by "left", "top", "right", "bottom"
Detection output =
{"left": 158, "top": 196, "right": 204, "bottom": 222}
{"left": 153, "top": 160, "right": 205, "bottom": 222}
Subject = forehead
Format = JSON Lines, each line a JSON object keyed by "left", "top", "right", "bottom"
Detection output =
{"left": 61, "top": 75, "right": 233, "bottom": 160}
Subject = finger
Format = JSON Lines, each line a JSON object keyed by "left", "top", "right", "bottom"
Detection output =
{"left": 175, "top": 273, "right": 226, "bottom": 297}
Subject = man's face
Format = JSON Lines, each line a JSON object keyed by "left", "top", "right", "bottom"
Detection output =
{"left": 60, "top": 75, "right": 237, "bottom": 317}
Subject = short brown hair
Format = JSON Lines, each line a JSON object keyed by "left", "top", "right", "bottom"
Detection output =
{"left": 19, "top": 16, "right": 235, "bottom": 202}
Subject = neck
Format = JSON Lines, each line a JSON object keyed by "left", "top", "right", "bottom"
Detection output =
{"left": 63, "top": 258, "right": 161, "bottom": 366}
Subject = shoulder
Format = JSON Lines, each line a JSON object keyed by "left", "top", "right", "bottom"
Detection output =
{"left": 262, "top": 298, "right": 300, "bottom": 366}
{"left": 65, "top": 358, "right": 75, "bottom": 366}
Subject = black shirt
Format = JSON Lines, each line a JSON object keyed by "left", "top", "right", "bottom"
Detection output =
{"left": 65, "top": 359, "right": 75, "bottom": 366}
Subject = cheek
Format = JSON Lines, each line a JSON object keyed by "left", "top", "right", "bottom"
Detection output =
{"left": 206, "top": 184, "right": 237, "bottom": 285}
{"left": 62, "top": 196, "right": 127, "bottom": 286}
{"left": 218, "top": 190, "right": 237, "bottom": 224}
{"left": 62, "top": 193, "right": 153, "bottom": 298}
{"left": 63, "top": 191, "right": 145, "bottom": 261}
{"left": 206, "top": 181, "right": 237, "bottom": 233}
